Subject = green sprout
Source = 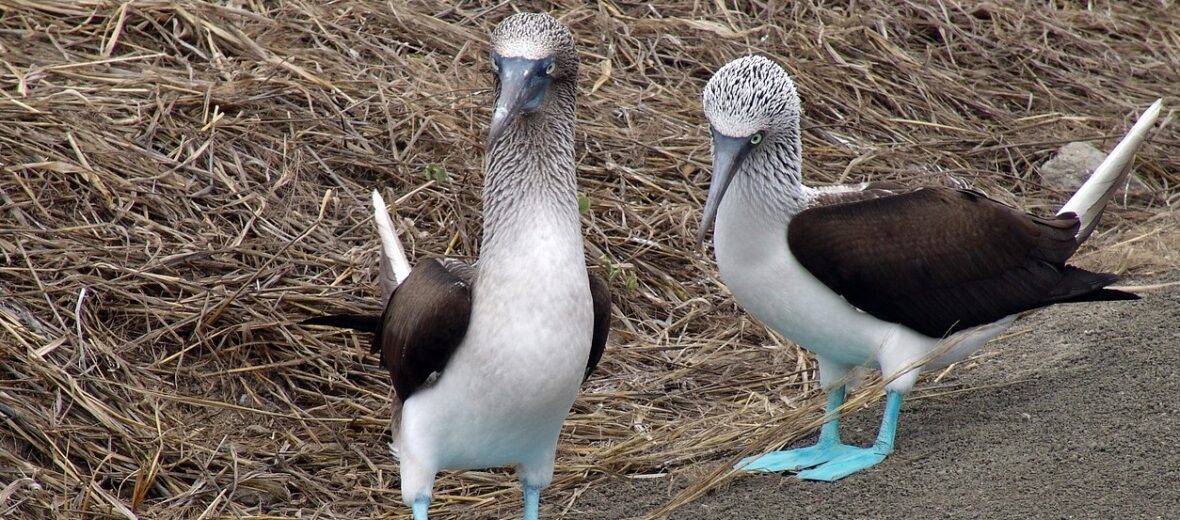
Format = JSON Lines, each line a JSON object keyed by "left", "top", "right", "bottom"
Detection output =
{"left": 424, "top": 164, "right": 447, "bottom": 183}
{"left": 599, "top": 254, "right": 637, "bottom": 289}
{"left": 577, "top": 193, "right": 591, "bottom": 215}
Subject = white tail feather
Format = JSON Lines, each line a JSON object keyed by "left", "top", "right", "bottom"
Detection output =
{"left": 1058, "top": 99, "right": 1163, "bottom": 243}
{"left": 372, "top": 190, "right": 412, "bottom": 302}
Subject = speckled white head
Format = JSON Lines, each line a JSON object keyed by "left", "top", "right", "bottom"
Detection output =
{"left": 487, "top": 13, "right": 580, "bottom": 144}
{"left": 702, "top": 55, "right": 801, "bottom": 139}
{"left": 697, "top": 56, "right": 806, "bottom": 243}
{"left": 491, "top": 13, "right": 577, "bottom": 69}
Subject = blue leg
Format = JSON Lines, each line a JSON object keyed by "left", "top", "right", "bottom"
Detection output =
{"left": 736, "top": 385, "right": 862, "bottom": 473}
{"left": 796, "top": 390, "right": 904, "bottom": 481}
{"left": 412, "top": 497, "right": 429, "bottom": 520}
{"left": 523, "top": 484, "right": 541, "bottom": 520}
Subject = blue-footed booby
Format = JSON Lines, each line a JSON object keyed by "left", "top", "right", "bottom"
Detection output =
{"left": 304, "top": 13, "right": 610, "bottom": 519}
{"left": 697, "top": 55, "right": 1160, "bottom": 481}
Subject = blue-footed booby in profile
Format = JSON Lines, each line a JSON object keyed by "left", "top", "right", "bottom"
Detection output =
{"left": 697, "top": 55, "right": 1160, "bottom": 481}
{"left": 304, "top": 13, "right": 610, "bottom": 519}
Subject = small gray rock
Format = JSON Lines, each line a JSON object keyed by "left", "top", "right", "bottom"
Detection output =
{"left": 1039, "top": 141, "right": 1107, "bottom": 191}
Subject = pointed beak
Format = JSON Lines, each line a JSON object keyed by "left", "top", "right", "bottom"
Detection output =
{"left": 489, "top": 57, "right": 548, "bottom": 145}
{"left": 697, "top": 132, "right": 753, "bottom": 246}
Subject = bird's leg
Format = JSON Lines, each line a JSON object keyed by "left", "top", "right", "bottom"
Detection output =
{"left": 813, "top": 386, "right": 846, "bottom": 448}
{"left": 412, "top": 497, "right": 430, "bottom": 520}
{"left": 522, "top": 483, "right": 542, "bottom": 520}
{"left": 736, "top": 385, "right": 862, "bottom": 472}
{"left": 796, "top": 390, "right": 904, "bottom": 481}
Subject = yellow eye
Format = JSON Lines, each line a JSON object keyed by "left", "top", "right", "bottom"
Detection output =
{"left": 545, "top": 62, "right": 556, "bottom": 75}
{"left": 750, "top": 133, "right": 763, "bottom": 145}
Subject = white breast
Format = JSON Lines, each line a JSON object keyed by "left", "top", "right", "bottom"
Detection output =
{"left": 398, "top": 218, "right": 592, "bottom": 474}
{"left": 713, "top": 197, "right": 887, "bottom": 367}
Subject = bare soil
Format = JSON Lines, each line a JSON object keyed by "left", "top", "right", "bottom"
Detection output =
{"left": 570, "top": 275, "right": 1180, "bottom": 519}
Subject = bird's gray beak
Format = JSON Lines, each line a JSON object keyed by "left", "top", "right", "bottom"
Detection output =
{"left": 489, "top": 57, "right": 550, "bottom": 145}
{"left": 697, "top": 132, "right": 754, "bottom": 246}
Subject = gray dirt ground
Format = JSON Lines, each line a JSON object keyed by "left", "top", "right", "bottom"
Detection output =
{"left": 570, "top": 275, "right": 1180, "bottom": 519}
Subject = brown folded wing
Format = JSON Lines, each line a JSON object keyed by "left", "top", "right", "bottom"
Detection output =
{"left": 374, "top": 258, "right": 609, "bottom": 398}
{"left": 584, "top": 272, "right": 612, "bottom": 380}
{"left": 788, "top": 187, "right": 1121, "bottom": 338}
{"left": 375, "top": 257, "right": 475, "bottom": 401}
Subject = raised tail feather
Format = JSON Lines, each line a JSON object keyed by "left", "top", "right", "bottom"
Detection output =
{"left": 301, "top": 192, "right": 408, "bottom": 338}
{"left": 373, "top": 189, "right": 412, "bottom": 304}
{"left": 1058, "top": 99, "right": 1163, "bottom": 243}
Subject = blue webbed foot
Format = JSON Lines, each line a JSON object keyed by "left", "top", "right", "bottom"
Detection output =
{"left": 795, "top": 444, "right": 889, "bottom": 481}
{"left": 736, "top": 442, "right": 862, "bottom": 473}
{"left": 736, "top": 385, "right": 860, "bottom": 474}
{"left": 797, "top": 390, "right": 904, "bottom": 481}
{"left": 738, "top": 389, "right": 905, "bottom": 481}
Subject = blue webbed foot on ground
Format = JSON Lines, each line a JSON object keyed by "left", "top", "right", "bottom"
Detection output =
{"left": 736, "top": 442, "right": 862, "bottom": 472}
{"left": 795, "top": 444, "right": 889, "bottom": 481}
{"left": 737, "top": 389, "right": 905, "bottom": 482}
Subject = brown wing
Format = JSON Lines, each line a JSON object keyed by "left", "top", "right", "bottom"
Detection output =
{"left": 584, "top": 271, "right": 612, "bottom": 381}
{"left": 375, "top": 257, "right": 475, "bottom": 401}
{"left": 789, "top": 187, "right": 1127, "bottom": 338}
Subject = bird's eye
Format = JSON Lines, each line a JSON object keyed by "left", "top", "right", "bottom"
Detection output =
{"left": 750, "top": 133, "right": 764, "bottom": 145}
{"left": 544, "top": 62, "right": 556, "bottom": 75}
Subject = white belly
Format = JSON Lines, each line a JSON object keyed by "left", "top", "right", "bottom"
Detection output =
{"left": 715, "top": 216, "right": 888, "bottom": 367}
{"left": 397, "top": 238, "right": 593, "bottom": 478}
{"left": 399, "top": 307, "right": 591, "bottom": 471}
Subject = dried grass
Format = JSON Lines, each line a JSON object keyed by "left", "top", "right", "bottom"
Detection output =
{"left": 1, "top": 1, "right": 1177, "bottom": 519}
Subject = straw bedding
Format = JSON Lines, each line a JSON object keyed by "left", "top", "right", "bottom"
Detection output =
{"left": 1, "top": 1, "right": 1176, "bottom": 518}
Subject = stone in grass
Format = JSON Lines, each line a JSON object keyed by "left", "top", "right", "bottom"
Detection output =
{"left": 1040, "top": 141, "right": 1107, "bottom": 192}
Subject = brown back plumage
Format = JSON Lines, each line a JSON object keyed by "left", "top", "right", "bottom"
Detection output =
{"left": 789, "top": 187, "right": 1136, "bottom": 338}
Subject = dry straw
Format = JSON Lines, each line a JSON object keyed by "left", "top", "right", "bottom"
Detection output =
{"left": 1, "top": 1, "right": 1176, "bottom": 519}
